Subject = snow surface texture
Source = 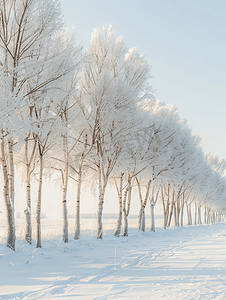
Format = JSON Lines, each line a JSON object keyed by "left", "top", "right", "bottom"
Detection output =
{"left": 0, "top": 219, "right": 226, "bottom": 299}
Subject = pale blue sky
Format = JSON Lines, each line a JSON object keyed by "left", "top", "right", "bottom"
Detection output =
{"left": 60, "top": 0, "right": 226, "bottom": 158}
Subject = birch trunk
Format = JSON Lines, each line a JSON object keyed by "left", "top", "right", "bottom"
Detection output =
{"left": 62, "top": 154, "right": 69, "bottom": 243}
{"left": 97, "top": 163, "right": 107, "bottom": 239}
{"left": 8, "top": 139, "right": 15, "bottom": 205}
{"left": 138, "top": 205, "right": 144, "bottom": 231}
{"left": 176, "top": 192, "right": 181, "bottom": 227}
{"left": 161, "top": 188, "right": 166, "bottom": 229}
{"left": 97, "top": 189, "right": 106, "bottom": 239}
{"left": 141, "top": 180, "right": 154, "bottom": 232}
{"left": 189, "top": 203, "right": 192, "bottom": 225}
{"left": 207, "top": 208, "right": 210, "bottom": 224}
{"left": 150, "top": 202, "right": 155, "bottom": 232}
{"left": 194, "top": 202, "right": 197, "bottom": 225}
{"left": 137, "top": 178, "right": 143, "bottom": 231}
{"left": 123, "top": 210, "right": 128, "bottom": 236}
{"left": 114, "top": 173, "right": 123, "bottom": 237}
{"left": 187, "top": 203, "right": 192, "bottom": 225}
{"left": 150, "top": 190, "right": 159, "bottom": 232}
{"left": 198, "top": 206, "right": 202, "bottom": 225}
{"left": 36, "top": 155, "right": 43, "bottom": 248}
{"left": 167, "top": 189, "right": 174, "bottom": 227}
{"left": 1, "top": 136, "right": 15, "bottom": 251}
{"left": 25, "top": 139, "right": 32, "bottom": 244}
{"left": 204, "top": 204, "right": 207, "bottom": 224}
{"left": 186, "top": 203, "right": 190, "bottom": 225}
{"left": 173, "top": 202, "right": 177, "bottom": 227}
{"left": 180, "top": 205, "right": 184, "bottom": 227}
{"left": 162, "top": 185, "right": 170, "bottom": 229}
{"left": 74, "top": 165, "right": 82, "bottom": 240}
{"left": 123, "top": 177, "right": 132, "bottom": 237}
{"left": 213, "top": 211, "right": 216, "bottom": 223}
{"left": 137, "top": 178, "right": 151, "bottom": 232}
{"left": 180, "top": 193, "right": 185, "bottom": 227}
{"left": 140, "top": 208, "right": 145, "bottom": 232}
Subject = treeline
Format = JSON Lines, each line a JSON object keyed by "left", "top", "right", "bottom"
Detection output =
{"left": 0, "top": 0, "right": 225, "bottom": 251}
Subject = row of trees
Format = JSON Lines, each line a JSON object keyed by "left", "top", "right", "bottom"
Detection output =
{"left": 1, "top": 0, "right": 225, "bottom": 251}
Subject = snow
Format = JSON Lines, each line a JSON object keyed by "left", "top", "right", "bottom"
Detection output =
{"left": 0, "top": 218, "right": 226, "bottom": 299}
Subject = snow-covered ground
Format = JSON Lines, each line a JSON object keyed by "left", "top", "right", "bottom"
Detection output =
{"left": 1, "top": 217, "right": 226, "bottom": 299}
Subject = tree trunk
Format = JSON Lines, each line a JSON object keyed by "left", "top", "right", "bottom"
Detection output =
{"left": 137, "top": 178, "right": 151, "bottom": 232}
{"left": 180, "top": 193, "right": 185, "bottom": 227}
{"left": 8, "top": 139, "right": 15, "bottom": 205}
{"left": 136, "top": 177, "right": 143, "bottom": 231}
{"left": 97, "top": 190, "right": 105, "bottom": 239}
{"left": 167, "top": 189, "right": 174, "bottom": 227}
{"left": 162, "top": 185, "right": 170, "bottom": 229}
{"left": 74, "top": 165, "right": 82, "bottom": 239}
{"left": 173, "top": 202, "right": 177, "bottom": 227}
{"left": 1, "top": 136, "right": 15, "bottom": 251}
{"left": 186, "top": 202, "right": 193, "bottom": 226}
{"left": 176, "top": 192, "right": 181, "bottom": 227}
{"left": 151, "top": 190, "right": 159, "bottom": 232}
{"left": 141, "top": 180, "right": 151, "bottom": 232}
{"left": 97, "top": 164, "right": 107, "bottom": 239}
{"left": 25, "top": 139, "right": 32, "bottom": 244}
{"left": 150, "top": 203, "right": 155, "bottom": 232}
{"left": 162, "top": 188, "right": 166, "bottom": 229}
{"left": 198, "top": 206, "right": 202, "bottom": 225}
{"left": 140, "top": 207, "right": 145, "bottom": 232}
{"left": 62, "top": 153, "right": 69, "bottom": 243}
{"left": 114, "top": 173, "right": 123, "bottom": 237}
{"left": 36, "top": 155, "right": 43, "bottom": 248}
{"left": 123, "top": 177, "right": 132, "bottom": 237}
{"left": 204, "top": 204, "right": 207, "bottom": 224}
{"left": 138, "top": 205, "right": 144, "bottom": 231}
{"left": 123, "top": 210, "right": 128, "bottom": 237}
{"left": 194, "top": 202, "right": 197, "bottom": 225}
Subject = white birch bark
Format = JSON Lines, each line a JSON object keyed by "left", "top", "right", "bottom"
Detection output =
{"left": 123, "top": 176, "right": 132, "bottom": 237}
{"left": 186, "top": 202, "right": 193, "bottom": 225}
{"left": 36, "top": 154, "right": 43, "bottom": 248}
{"left": 1, "top": 135, "right": 15, "bottom": 251}
{"left": 141, "top": 209, "right": 146, "bottom": 232}
{"left": 176, "top": 192, "right": 181, "bottom": 227}
{"left": 213, "top": 211, "right": 216, "bottom": 223}
{"left": 150, "top": 188, "right": 159, "bottom": 232}
{"left": 161, "top": 188, "right": 166, "bottom": 229}
{"left": 204, "top": 204, "right": 207, "bottom": 224}
{"left": 173, "top": 201, "right": 177, "bottom": 227}
{"left": 97, "top": 189, "right": 106, "bottom": 239}
{"left": 114, "top": 173, "right": 123, "bottom": 237}
{"left": 198, "top": 205, "right": 202, "bottom": 225}
{"left": 189, "top": 203, "right": 192, "bottom": 225}
{"left": 194, "top": 202, "right": 197, "bottom": 225}
{"left": 137, "top": 178, "right": 151, "bottom": 232}
{"left": 62, "top": 150, "right": 69, "bottom": 243}
{"left": 142, "top": 180, "right": 152, "bottom": 232}
{"left": 74, "top": 164, "right": 82, "bottom": 240}
{"left": 8, "top": 139, "right": 15, "bottom": 206}
{"left": 162, "top": 185, "right": 170, "bottom": 229}
{"left": 167, "top": 189, "right": 175, "bottom": 227}
{"left": 97, "top": 161, "right": 108, "bottom": 239}
{"left": 137, "top": 178, "right": 143, "bottom": 231}
{"left": 180, "top": 193, "right": 185, "bottom": 227}
{"left": 24, "top": 138, "right": 32, "bottom": 244}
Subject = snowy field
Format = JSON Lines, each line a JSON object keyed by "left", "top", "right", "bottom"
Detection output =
{"left": 1, "top": 217, "right": 226, "bottom": 299}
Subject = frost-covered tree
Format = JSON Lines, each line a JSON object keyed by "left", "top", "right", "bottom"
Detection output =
{"left": 77, "top": 25, "right": 150, "bottom": 239}
{"left": 0, "top": 67, "right": 23, "bottom": 251}
{"left": 0, "top": 0, "right": 82, "bottom": 248}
